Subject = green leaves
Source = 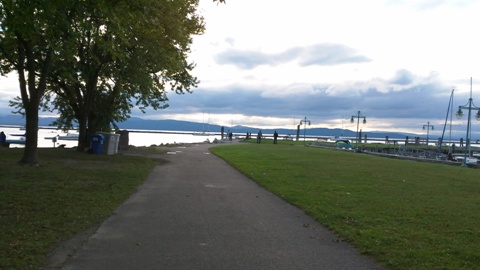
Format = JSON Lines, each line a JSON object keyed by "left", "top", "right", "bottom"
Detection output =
{"left": 46, "top": 0, "right": 205, "bottom": 137}
{"left": 1, "top": 0, "right": 208, "bottom": 159}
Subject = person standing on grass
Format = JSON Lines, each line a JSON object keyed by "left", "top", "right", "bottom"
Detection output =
{"left": 273, "top": 131, "right": 278, "bottom": 144}
{"left": 257, "top": 130, "right": 262, "bottom": 143}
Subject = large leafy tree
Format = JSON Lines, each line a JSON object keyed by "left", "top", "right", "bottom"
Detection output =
{"left": 0, "top": 0, "right": 70, "bottom": 165}
{"left": 0, "top": 0, "right": 221, "bottom": 163}
{"left": 47, "top": 0, "right": 205, "bottom": 150}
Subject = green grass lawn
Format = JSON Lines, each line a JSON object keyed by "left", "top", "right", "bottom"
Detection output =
{"left": 211, "top": 141, "right": 480, "bottom": 270}
{"left": 0, "top": 147, "right": 158, "bottom": 269}
{"left": 2, "top": 141, "right": 479, "bottom": 270}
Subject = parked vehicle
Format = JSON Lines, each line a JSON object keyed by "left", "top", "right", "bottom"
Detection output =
{"left": 335, "top": 139, "right": 354, "bottom": 150}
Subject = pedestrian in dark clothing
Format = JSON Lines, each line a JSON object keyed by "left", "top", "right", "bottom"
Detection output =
{"left": 273, "top": 131, "right": 278, "bottom": 144}
{"left": 257, "top": 130, "right": 262, "bottom": 143}
{"left": 0, "top": 131, "right": 6, "bottom": 147}
{"left": 0, "top": 131, "right": 6, "bottom": 143}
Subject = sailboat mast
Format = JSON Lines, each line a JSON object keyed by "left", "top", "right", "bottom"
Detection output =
{"left": 468, "top": 78, "right": 473, "bottom": 156}
{"left": 439, "top": 89, "right": 454, "bottom": 153}
{"left": 449, "top": 89, "right": 453, "bottom": 144}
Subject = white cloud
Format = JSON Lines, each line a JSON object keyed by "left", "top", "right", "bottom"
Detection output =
{"left": 260, "top": 83, "right": 316, "bottom": 98}
{"left": 3, "top": 0, "right": 480, "bottom": 137}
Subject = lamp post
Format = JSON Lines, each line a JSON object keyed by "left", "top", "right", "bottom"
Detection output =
{"left": 422, "top": 122, "right": 434, "bottom": 148}
{"left": 455, "top": 78, "right": 480, "bottom": 167}
{"left": 350, "top": 111, "right": 366, "bottom": 149}
{"left": 300, "top": 117, "right": 311, "bottom": 145}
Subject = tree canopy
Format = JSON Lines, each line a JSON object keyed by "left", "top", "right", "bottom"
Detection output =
{"left": 0, "top": 0, "right": 213, "bottom": 162}
{"left": 45, "top": 0, "right": 205, "bottom": 150}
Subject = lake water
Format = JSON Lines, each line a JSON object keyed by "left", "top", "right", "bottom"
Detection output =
{"left": 0, "top": 126, "right": 222, "bottom": 148}
{"left": 3, "top": 125, "right": 476, "bottom": 150}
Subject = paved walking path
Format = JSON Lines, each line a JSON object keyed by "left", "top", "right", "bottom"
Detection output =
{"left": 58, "top": 142, "right": 383, "bottom": 270}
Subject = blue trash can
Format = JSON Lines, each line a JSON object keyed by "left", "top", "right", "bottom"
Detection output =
{"left": 90, "top": 134, "right": 104, "bottom": 155}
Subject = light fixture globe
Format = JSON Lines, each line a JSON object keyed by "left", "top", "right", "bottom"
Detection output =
{"left": 456, "top": 108, "right": 464, "bottom": 119}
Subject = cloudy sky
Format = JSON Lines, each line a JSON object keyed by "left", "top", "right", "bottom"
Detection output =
{"left": 1, "top": 0, "right": 480, "bottom": 138}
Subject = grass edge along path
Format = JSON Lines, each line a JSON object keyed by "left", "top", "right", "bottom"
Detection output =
{"left": 210, "top": 142, "right": 480, "bottom": 270}
{"left": 0, "top": 148, "right": 158, "bottom": 270}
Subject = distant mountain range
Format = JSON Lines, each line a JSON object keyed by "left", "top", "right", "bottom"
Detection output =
{"left": 0, "top": 114, "right": 426, "bottom": 140}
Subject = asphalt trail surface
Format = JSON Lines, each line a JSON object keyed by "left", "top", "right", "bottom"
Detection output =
{"left": 57, "top": 142, "right": 383, "bottom": 270}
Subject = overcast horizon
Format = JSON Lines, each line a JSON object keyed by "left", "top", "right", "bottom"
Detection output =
{"left": 2, "top": 0, "right": 480, "bottom": 140}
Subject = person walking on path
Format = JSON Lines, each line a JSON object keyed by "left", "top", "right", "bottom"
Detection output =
{"left": 256, "top": 130, "right": 262, "bottom": 143}
{"left": 0, "top": 131, "right": 6, "bottom": 143}
{"left": 0, "top": 131, "right": 6, "bottom": 147}
{"left": 273, "top": 131, "right": 278, "bottom": 144}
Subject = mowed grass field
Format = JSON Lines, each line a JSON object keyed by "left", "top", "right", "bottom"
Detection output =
{"left": 0, "top": 148, "right": 158, "bottom": 269}
{"left": 210, "top": 141, "right": 480, "bottom": 270}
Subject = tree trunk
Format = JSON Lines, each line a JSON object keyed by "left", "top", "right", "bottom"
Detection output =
{"left": 75, "top": 69, "right": 100, "bottom": 151}
{"left": 19, "top": 98, "right": 40, "bottom": 165}
{"left": 77, "top": 112, "right": 88, "bottom": 152}
{"left": 17, "top": 40, "right": 48, "bottom": 165}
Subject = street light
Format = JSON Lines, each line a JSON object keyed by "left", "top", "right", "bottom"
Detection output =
{"left": 422, "top": 122, "right": 434, "bottom": 148}
{"left": 455, "top": 78, "right": 480, "bottom": 167}
{"left": 350, "top": 111, "right": 366, "bottom": 150}
{"left": 300, "top": 117, "right": 311, "bottom": 145}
